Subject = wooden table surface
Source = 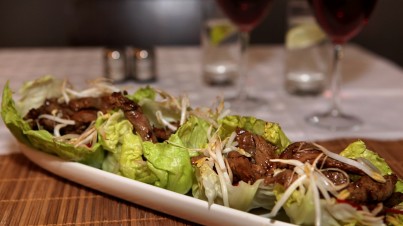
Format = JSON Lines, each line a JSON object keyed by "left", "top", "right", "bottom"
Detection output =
{"left": 0, "top": 138, "right": 402, "bottom": 226}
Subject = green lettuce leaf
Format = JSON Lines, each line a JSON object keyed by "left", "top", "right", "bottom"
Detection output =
{"left": 1, "top": 82, "right": 32, "bottom": 145}
{"left": 219, "top": 115, "right": 291, "bottom": 152}
{"left": 274, "top": 184, "right": 317, "bottom": 225}
{"left": 16, "top": 75, "right": 64, "bottom": 117}
{"left": 395, "top": 180, "right": 403, "bottom": 193}
{"left": 1, "top": 81, "right": 104, "bottom": 168}
{"left": 340, "top": 140, "right": 392, "bottom": 176}
{"left": 143, "top": 133, "right": 193, "bottom": 194}
{"left": 97, "top": 111, "right": 129, "bottom": 153}
{"left": 98, "top": 111, "right": 192, "bottom": 194}
{"left": 98, "top": 111, "right": 158, "bottom": 184}
{"left": 25, "top": 129, "right": 104, "bottom": 168}
{"left": 128, "top": 86, "right": 156, "bottom": 103}
{"left": 176, "top": 115, "right": 210, "bottom": 157}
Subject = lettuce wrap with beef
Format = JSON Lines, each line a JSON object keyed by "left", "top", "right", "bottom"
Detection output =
{"left": 2, "top": 76, "right": 402, "bottom": 225}
{"left": 264, "top": 140, "right": 403, "bottom": 226}
{"left": 1, "top": 76, "right": 194, "bottom": 194}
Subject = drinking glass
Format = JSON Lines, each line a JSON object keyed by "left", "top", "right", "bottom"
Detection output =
{"left": 306, "top": 0, "right": 378, "bottom": 130}
{"left": 215, "top": 0, "right": 274, "bottom": 113}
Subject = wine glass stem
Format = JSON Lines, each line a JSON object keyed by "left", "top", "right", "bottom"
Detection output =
{"left": 329, "top": 44, "right": 344, "bottom": 117}
{"left": 236, "top": 31, "right": 250, "bottom": 101}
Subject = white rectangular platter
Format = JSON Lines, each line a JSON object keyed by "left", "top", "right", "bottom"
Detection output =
{"left": 20, "top": 144, "right": 296, "bottom": 226}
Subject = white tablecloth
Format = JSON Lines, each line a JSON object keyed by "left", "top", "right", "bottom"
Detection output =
{"left": 1, "top": 45, "right": 403, "bottom": 155}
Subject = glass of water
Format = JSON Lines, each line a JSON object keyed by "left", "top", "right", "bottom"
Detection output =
{"left": 284, "top": 0, "right": 329, "bottom": 96}
{"left": 201, "top": 0, "right": 240, "bottom": 86}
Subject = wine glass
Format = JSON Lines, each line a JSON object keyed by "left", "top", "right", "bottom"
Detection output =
{"left": 215, "top": 0, "right": 274, "bottom": 113}
{"left": 306, "top": 0, "right": 378, "bottom": 130}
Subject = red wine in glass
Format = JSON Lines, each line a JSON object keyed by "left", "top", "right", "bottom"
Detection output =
{"left": 215, "top": 0, "right": 274, "bottom": 113}
{"left": 306, "top": 0, "right": 378, "bottom": 130}
{"left": 310, "top": 0, "right": 377, "bottom": 44}
{"left": 216, "top": 0, "right": 274, "bottom": 32}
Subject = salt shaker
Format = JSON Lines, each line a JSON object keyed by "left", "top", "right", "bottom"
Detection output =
{"left": 103, "top": 48, "right": 127, "bottom": 82}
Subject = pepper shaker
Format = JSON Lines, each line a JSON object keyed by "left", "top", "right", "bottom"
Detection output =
{"left": 127, "top": 47, "right": 157, "bottom": 83}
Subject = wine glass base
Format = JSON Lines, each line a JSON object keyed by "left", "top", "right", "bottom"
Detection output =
{"left": 306, "top": 110, "right": 362, "bottom": 131}
{"left": 225, "top": 95, "right": 267, "bottom": 115}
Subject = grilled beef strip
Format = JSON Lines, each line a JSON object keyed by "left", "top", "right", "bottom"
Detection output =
{"left": 264, "top": 169, "right": 298, "bottom": 187}
{"left": 107, "top": 92, "right": 157, "bottom": 142}
{"left": 321, "top": 170, "right": 349, "bottom": 186}
{"left": 226, "top": 128, "right": 278, "bottom": 184}
{"left": 24, "top": 92, "right": 159, "bottom": 142}
{"left": 153, "top": 127, "right": 175, "bottom": 142}
{"left": 68, "top": 95, "right": 115, "bottom": 112}
{"left": 383, "top": 192, "right": 403, "bottom": 208}
{"left": 345, "top": 174, "right": 398, "bottom": 205}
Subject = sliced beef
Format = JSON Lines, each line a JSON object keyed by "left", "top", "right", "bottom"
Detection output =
{"left": 280, "top": 142, "right": 364, "bottom": 175}
{"left": 68, "top": 96, "right": 104, "bottom": 111}
{"left": 25, "top": 98, "right": 61, "bottom": 120}
{"left": 25, "top": 98, "right": 69, "bottom": 131}
{"left": 236, "top": 128, "right": 277, "bottom": 169}
{"left": 226, "top": 128, "right": 278, "bottom": 184}
{"left": 107, "top": 92, "right": 157, "bottom": 142}
{"left": 227, "top": 151, "right": 258, "bottom": 184}
{"left": 153, "top": 127, "right": 175, "bottom": 142}
{"left": 321, "top": 170, "right": 349, "bottom": 186}
{"left": 383, "top": 192, "right": 403, "bottom": 208}
{"left": 70, "top": 109, "right": 98, "bottom": 123}
{"left": 345, "top": 174, "right": 397, "bottom": 204}
{"left": 68, "top": 92, "right": 125, "bottom": 112}
{"left": 264, "top": 169, "right": 297, "bottom": 187}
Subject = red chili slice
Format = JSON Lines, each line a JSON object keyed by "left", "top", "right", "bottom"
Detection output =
{"left": 336, "top": 199, "right": 363, "bottom": 210}
{"left": 385, "top": 208, "right": 403, "bottom": 215}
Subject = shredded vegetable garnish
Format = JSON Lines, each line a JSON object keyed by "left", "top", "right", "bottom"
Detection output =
{"left": 313, "top": 143, "right": 386, "bottom": 183}
{"left": 73, "top": 126, "right": 97, "bottom": 148}
{"left": 64, "top": 78, "right": 120, "bottom": 100}
{"left": 61, "top": 79, "right": 71, "bottom": 103}
{"left": 54, "top": 122, "right": 97, "bottom": 148}
{"left": 264, "top": 153, "right": 385, "bottom": 226}
{"left": 222, "top": 132, "right": 239, "bottom": 154}
{"left": 197, "top": 130, "right": 238, "bottom": 208}
{"left": 317, "top": 168, "right": 350, "bottom": 194}
{"left": 54, "top": 124, "right": 68, "bottom": 137}
{"left": 357, "top": 157, "right": 383, "bottom": 175}
{"left": 154, "top": 88, "right": 182, "bottom": 109}
{"left": 38, "top": 114, "right": 75, "bottom": 125}
{"left": 267, "top": 175, "right": 307, "bottom": 215}
{"left": 148, "top": 88, "right": 192, "bottom": 130}
{"left": 156, "top": 110, "right": 178, "bottom": 131}
{"left": 190, "top": 98, "right": 230, "bottom": 129}
{"left": 180, "top": 96, "right": 189, "bottom": 126}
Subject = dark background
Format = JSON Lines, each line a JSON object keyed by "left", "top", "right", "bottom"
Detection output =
{"left": 0, "top": 0, "right": 402, "bottom": 67}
